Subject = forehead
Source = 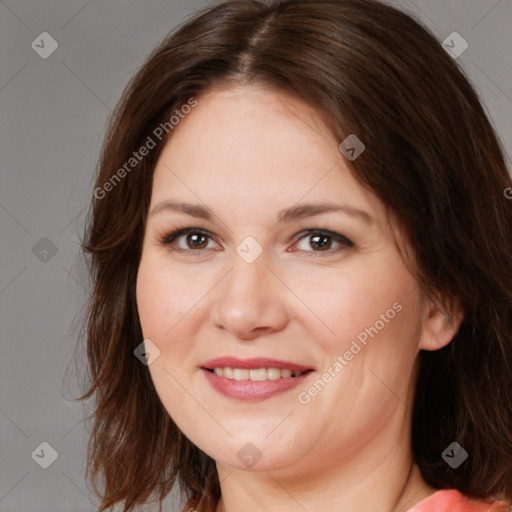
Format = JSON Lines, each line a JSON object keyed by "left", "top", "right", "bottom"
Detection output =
{"left": 150, "top": 84, "right": 384, "bottom": 225}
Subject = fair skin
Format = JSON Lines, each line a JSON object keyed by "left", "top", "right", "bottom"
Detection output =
{"left": 136, "top": 84, "right": 463, "bottom": 512}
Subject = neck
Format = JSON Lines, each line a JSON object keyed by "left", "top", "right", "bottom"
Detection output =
{"left": 215, "top": 460, "right": 435, "bottom": 512}
{"left": 214, "top": 410, "right": 437, "bottom": 512}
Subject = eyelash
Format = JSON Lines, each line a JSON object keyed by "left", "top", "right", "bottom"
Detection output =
{"left": 158, "top": 227, "right": 354, "bottom": 256}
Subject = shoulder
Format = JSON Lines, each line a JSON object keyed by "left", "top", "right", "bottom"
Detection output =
{"left": 407, "top": 489, "right": 512, "bottom": 512}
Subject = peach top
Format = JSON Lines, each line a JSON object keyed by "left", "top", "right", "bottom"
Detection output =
{"left": 407, "top": 489, "right": 511, "bottom": 512}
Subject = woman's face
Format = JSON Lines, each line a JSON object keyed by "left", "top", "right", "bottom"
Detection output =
{"left": 136, "top": 84, "right": 445, "bottom": 476}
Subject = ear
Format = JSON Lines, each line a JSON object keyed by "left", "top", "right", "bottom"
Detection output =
{"left": 419, "top": 292, "right": 465, "bottom": 351}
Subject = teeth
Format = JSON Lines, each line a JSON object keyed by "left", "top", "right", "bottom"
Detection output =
{"left": 210, "top": 367, "right": 305, "bottom": 380}
{"left": 267, "top": 368, "right": 282, "bottom": 380}
{"left": 233, "top": 368, "right": 249, "bottom": 381}
{"left": 249, "top": 368, "right": 267, "bottom": 381}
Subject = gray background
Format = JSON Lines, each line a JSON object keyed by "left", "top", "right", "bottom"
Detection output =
{"left": 1, "top": 1, "right": 510, "bottom": 511}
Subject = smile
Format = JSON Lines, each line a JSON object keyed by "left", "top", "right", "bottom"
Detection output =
{"left": 208, "top": 367, "right": 306, "bottom": 380}
{"left": 201, "top": 367, "right": 314, "bottom": 400}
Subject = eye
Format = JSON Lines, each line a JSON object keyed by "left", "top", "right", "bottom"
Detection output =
{"left": 159, "top": 227, "right": 354, "bottom": 256}
{"left": 160, "top": 228, "right": 219, "bottom": 254}
{"left": 290, "top": 230, "right": 354, "bottom": 255}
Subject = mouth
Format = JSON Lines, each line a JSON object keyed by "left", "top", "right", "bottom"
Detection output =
{"left": 202, "top": 367, "right": 313, "bottom": 380}
{"left": 200, "top": 357, "right": 315, "bottom": 400}
{"left": 201, "top": 356, "right": 314, "bottom": 378}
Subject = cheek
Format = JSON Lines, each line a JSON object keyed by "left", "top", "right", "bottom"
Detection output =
{"left": 136, "top": 261, "right": 168, "bottom": 340}
{"left": 136, "top": 253, "right": 214, "bottom": 388}
{"left": 285, "top": 263, "right": 405, "bottom": 350}
{"left": 136, "top": 254, "right": 195, "bottom": 340}
{"left": 136, "top": 255, "right": 199, "bottom": 416}
{"left": 294, "top": 260, "right": 421, "bottom": 379}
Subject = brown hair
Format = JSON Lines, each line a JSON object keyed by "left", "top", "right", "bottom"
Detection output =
{"left": 76, "top": 0, "right": 512, "bottom": 510}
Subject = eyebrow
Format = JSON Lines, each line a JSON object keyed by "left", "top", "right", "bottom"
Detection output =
{"left": 149, "top": 200, "right": 374, "bottom": 225}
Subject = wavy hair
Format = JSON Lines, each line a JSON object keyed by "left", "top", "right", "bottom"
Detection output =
{"left": 76, "top": 0, "right": 512, "bottom": 510}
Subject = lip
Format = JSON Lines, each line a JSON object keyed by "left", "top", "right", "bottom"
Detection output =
{"left": 201, "top": 357, "right": 313, "bottom": 372}
{"left": 201, "top": 367, "right": 314, "bottom": 401}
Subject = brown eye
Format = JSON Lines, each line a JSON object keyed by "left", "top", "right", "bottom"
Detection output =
{"left": 309, "top": 234, "right": 332, "bottom": 251}
{"left": 291, "top": 230, "right": 354, "bottom": 255}
{"left": 161, "top": 228, "right": 217, "bottom": 253}
{"left": 185, "top": 232, "right": 209, "bottom": 249}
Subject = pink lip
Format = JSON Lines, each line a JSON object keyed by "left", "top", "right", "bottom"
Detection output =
{"left": 201, "top": 357, "right": 313, "bottom": 372}
{"left": 201, "top": 367, "right": 314, "bottom": 401}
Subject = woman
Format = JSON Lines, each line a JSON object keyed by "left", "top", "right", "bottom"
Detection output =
{"left": 78, "top": 0, "right": 512, "bottom": 510}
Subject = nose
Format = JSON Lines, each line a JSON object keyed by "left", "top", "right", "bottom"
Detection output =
{"left": 210, "top": 247, "right": 289, "bottom": 341}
